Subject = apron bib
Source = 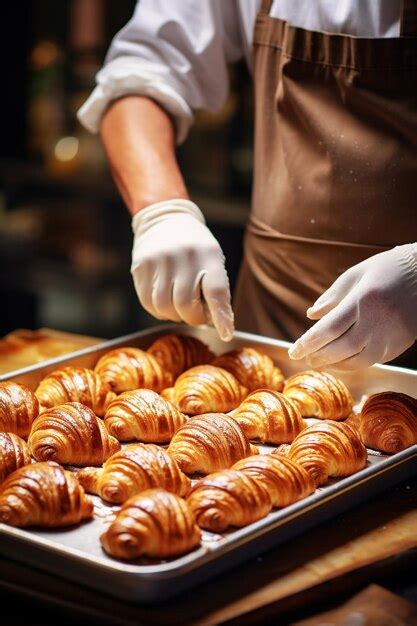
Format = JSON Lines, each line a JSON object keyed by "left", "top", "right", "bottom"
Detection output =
{"left": 234, "top": 0, "right": 417, "bottom": 353}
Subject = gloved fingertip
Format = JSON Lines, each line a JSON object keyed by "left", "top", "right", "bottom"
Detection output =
{"left": 307, "top": 297, "right": 332, "bottom": 316}
{"left": 217, "top": 315, "right": 235, "bottom": 342}
{"left": 306, "top": 307, "right": 321, "bottom": 320}
{"left": 288, "top": 343, "right": 305, "bottom": 360}
{"left": 219, "top": 328, "right": 234, "bottom": 342}
{"left": 208, "top": 302, "right": 234, "bottom": 342}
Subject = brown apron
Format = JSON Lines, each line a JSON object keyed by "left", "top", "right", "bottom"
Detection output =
{"left": 234, "top": 0, "right": 417, "bottom": 360}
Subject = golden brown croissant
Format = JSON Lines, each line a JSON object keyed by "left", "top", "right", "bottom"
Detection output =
{"left": 35, "top": 366, "right": 115, "bottom": 417}
{"left": 231, "top": 390, "right": 306, "bottom": 444}
{"left": 100, "top": 488, "right": 201, "bottom": 559}
{"left": 167, "top": 413, "right": 258, "bottom": 474}
{"left": 0, "top": 381, "right": 39, "bottom": 438}
{"left": 161, "top": 365, "right": 247, "bottom": 415}
{"left": 94, "top": 347, "right": 172, "bottom": 393}
{"left": 212, "top": 347, "right": 284, "bottom": 392}
{"left": 274, "top": 421, "right": 367, "bottom": 486}
{"left": 186, "top": 469, "right": 272, "bottom": 532}
{"left": 356, "top": 392, "right": 417, "bottom": 454}
{"left": 0, "top": 461, "right": 93, "bottom": 527}
{"left": 232, "top": 454, "right": 315, "bottom": 507}
{"left": 283, "top": 370, "right": 353, "bottom": 420}
{"left": 104, "top": 389, "right": 186, "bottom": 443}
{"left": 0, "top": 432, "right": 32, "bottom": 484}
{"left": 147, "top": 334, "right": 214, "bottom": 380}
{"left": 77, "top": 443, "right": 190, "bottom": 504}
{"left": 28, "top": 402, "right": 120, "bottom": 466}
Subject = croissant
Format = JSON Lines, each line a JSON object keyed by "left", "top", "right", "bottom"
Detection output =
{"left": 274, "top": 421, "right": 367, "bottom": 486}
{"left": 231, "top": 390, "right": 306, "bottom": 444}
{"left": 35, "top": 367, "right": 115, "bottom": 417}
{"left": 104, "top": 389, "right": 185, "bottom": 443}
{"left": 167, "top": 413, "right": 258, "bottom": 475}
{"left": 0, "top": 461, "right": 93, "bottom": 527}
{"left": 28, "top": 402, "right": 120, "bottom": 466}
{"left": 77, "top": 443, "right": 190, "bottom": 504}
{"left": 0, "top": 432, "right": 32, "bottom": 484}
{"left": 0, "top": 381, "right": 39, "bottom": 438}
{"left": 283, "top": 370, "right": 353, "bottom": 420}
{"left": 232, "top": 454, "right": 315, "bottom": 507}
{"left": 212, "top": 347, "right": 284, "bottom": 392}
{"left": 162, "top": 365, "right": 247, "bottom": 415}
{"left": 186, "top": 469, "right": 272, "bottom": 532}
{"left": 100, "top": 488, "right": 201, "bottom": 559}
{"left": 356, "top": 392, "right": 417, "bottom": 454}
{"left": 147, "top": 334, "right": 214, "bottom": 380}
{"left": 94, "top": 347, "right": 172, "bottom": 393}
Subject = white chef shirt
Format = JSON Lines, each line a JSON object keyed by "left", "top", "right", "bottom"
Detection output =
{"left": 78, "top": 1, "right": 401, "bottom": 143}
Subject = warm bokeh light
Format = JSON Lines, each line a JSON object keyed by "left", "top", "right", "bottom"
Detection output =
{"left": 54, "top": 136, "right": 79, "bottom": 162}
{"left": 30, "top": 41, "right": 60, "bottom": 70}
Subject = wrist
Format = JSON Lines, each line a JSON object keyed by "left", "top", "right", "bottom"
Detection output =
{"left": 130, "top": 190, "right": 189, "bottom": 216}
{"left": 132, "top": 199, "right": 206, "bottom": 235}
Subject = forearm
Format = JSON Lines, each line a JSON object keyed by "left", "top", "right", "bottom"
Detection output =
{"left": 100, "top": 96, "right": 188, "bottom": 215}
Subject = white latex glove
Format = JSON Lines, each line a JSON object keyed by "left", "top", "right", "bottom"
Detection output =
{"left": 288, "top": 243, "right": 417, "bottom": 370}
{"left": 131, "top": 199, "right": 234, "bottom": 341}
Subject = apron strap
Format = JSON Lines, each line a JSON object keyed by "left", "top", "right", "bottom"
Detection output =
{"left": 259, "top": 0, "right": 273, "bottom": 16}
{"left": 400, "top": 0, "right": 417, "bottom": 36}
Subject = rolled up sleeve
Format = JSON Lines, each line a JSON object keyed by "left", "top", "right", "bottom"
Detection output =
{"left": 77, "top": 0, "right": 243, "bottom": 143}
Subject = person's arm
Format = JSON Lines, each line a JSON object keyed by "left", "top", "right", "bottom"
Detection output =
{"left": 78, "top": 1, "right": 244, "bottom": 340}
{"left": 100, "top": 94, "right": 234, "bottom": 340}
{"left": 100, "top": 96, "right": 188, "bottom": 215}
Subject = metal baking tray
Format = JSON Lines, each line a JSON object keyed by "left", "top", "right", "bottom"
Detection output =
{"left": 1, "top": 324, "right": 416, "bottom": 603}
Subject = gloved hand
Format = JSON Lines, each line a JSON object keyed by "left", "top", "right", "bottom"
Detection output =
{"left": 131, "top": 199, "right": 234, "bottom": 341}
{"left": 288, "top": 243, "right": 417, "bottom": 370}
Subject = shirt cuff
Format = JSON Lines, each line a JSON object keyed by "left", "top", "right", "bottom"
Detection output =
{"left": 77, "top": 56, "right": 194, "bottom": 144}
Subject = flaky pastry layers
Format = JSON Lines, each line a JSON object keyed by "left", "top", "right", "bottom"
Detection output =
{"left": 147, "top": 334, "right": 214, "bottom": 380}
{"left": 283, "top": 370, "right": 353, "bottom": 420}
{"left": 187, "top": 469, "right": 272, "bottom": 532}
{"left": 0, "top": 461, "right": 93, "bottom": 527}
{"left": 100, "top": 488, "right": 201, "bottom": 559}
{"left": 0, "top": 432, "right": 32, "bottom": 483}
{"left": 231, "top": 389, "right": 306, "bottom": 444}
{"left": 28, "top": 402, "right": 120, "bottom": 466}
{"left": 36, "top": 366, "right": 115, "bottom": 416}
{"left": 167, "top": 413, "right": 258, "bottom": 474}
{"left": 0, "top": 381, "right": 39, "bottom": 438}
{"left": 233, "top": 454, "right": 315, "bottom": 507}
{"left": 104, "top": 389, "right": 185, "bottom": 443}
{"left": 212, "top": 347, "right": 284, "bottom": 392}
{"left": 357, "top": 391, "right": 417, "bottom": 454}
{"left": 77, "top": 443, "right": 190, "bottom": 504}
{"left": 94, "top": 347, "right": 172, "bottom": 393}
{"left": 162, "top": 365, "right": 247, "bottom": 415}
{"left": 274, "top": 421, "right": 367, "bottom": 486}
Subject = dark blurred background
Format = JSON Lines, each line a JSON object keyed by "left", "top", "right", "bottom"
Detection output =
{"left": 1, "top": 0, "right": 253, "bottom": 340}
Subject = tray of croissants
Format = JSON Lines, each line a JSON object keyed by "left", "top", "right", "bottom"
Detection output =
{"left": 0, "top": 324, "right": 416, "bottom": 603}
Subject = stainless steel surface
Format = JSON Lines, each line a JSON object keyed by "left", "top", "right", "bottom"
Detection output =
{"left": 1, "top": 324, "right": 416, "bottom": 603}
